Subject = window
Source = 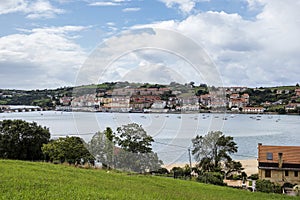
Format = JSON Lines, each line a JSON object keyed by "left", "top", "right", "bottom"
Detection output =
{"left": 267, "top": 152, "right": 273, "bottom": 160}
{"left": 285, "top": 170, "right": 289, "bottom": 176}
{"left": 295, "top": 171, "right": 298, "bottom": 177}
{"left": 265, "top": 169, "right": 271, "bottom": 178}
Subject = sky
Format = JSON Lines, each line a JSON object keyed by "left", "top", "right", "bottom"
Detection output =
{"left": 0, "top": 0, "right": 299, "bottom": 89}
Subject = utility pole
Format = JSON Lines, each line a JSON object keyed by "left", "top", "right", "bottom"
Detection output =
{"left": 188, "top": 148, "right": 192, "bottom": 169}
{"left": 188, "top": 148, "right": 192, "bottom": 179}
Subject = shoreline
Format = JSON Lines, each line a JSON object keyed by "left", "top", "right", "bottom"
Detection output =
{"left": 1, "top": 105, "right": 299, "bottom": 116}
{"left": 51, "top": 109, "right": 299, "bottom": 116}
{"left": 162, "top": 159, "right": 258, "bottom": 176}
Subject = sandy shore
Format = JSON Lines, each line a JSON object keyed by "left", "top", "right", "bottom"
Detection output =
{"left": 237, "top": 159, "right": 258, "bottom": 175}
{"left": 163, "top": 159, "right": 258, "bottom": 175}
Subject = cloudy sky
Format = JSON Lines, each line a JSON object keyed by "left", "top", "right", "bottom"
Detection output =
{"left": 0, "top": 0, "right": 299, "bottom": 89}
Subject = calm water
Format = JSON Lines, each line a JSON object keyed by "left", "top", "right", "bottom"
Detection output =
{"left": 1, "top": 111, "right": 300, "bottom": 165}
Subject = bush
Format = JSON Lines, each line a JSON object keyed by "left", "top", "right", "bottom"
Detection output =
{"left": 248, "top": 173, "right": 259, "bottom": 180}
{"left": 0, "top": 119, "right": 50, "bottom": 160}
{"left": 197, "top": 172, "right": 226, "bottom": 186}
{"left": 282, "top": 182, "right": 294, "bottom": 188}
{"left": 232, "top": 174, "right": 242, "bottom": 180}
{"left": 151, "top": 167, "right": 169, "bottom": 174}
{"left": 256, "top": 179, "right": 281, "bottom": 193}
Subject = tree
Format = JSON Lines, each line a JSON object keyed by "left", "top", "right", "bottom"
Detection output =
{"left": 0, "top": 119, "right": 50, "bottom": 160}
{"left": 114, "top": 123, "right": 162, "bottom": 172}
{"left": 42, "top": 136, "right": 94, "bottom": 165}
{"left": 88, "top": 127, "right": 114, "bottom": 168}
{"left": 92, "top": 123, "right": 163, "bottom": 173}
{"left": 223, "top": 160, "right": 244, "bottom": 179}
{"left": 192, "top": 131, "right": 238, "bottom": 172}
{"left": 189, "top": 81, "right": 195, "bottom": 88}
{"left": 115, "top": 123, "right": 154, "bottom": 153}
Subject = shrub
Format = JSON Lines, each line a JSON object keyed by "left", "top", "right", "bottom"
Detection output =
{"left": 232, "top": 174, "right": 242, "bottom": 180}
{"left": 256, "top": 179, "right": 281, "bottom": 193}
{"left": 151, "top": 167, "right": 169, "bottom": 174}
{"left": 282, "top": 182, "right": 294, "bottom": 188}
{"left": 197, "top": 172, "right": 226, "bottom": 186}
{"left": 248, "top": 173, "right": 259, "bottom": 180}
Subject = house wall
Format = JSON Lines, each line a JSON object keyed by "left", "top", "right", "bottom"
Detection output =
{"left": 259, "top": 169, "right": 300, "bottom": 185}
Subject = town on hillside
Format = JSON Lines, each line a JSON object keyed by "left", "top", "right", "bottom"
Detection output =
{"left": 1, "top": 82, "right": 300, "bottom": 114}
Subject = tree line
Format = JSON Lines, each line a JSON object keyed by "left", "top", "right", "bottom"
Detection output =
{"left": 0, "top": 119, "right": 248, "bottom": 185}
{"left": 0, "top": 120, "right": 162, "bottom": 173}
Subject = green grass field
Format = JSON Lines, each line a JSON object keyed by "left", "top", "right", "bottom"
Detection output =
{"left": 0, "top": 160, "right": 297, "bottom": 200}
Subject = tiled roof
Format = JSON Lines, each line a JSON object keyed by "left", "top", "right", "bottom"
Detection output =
{"left": 258, "top": 144, "right": 300, "bottom": 164}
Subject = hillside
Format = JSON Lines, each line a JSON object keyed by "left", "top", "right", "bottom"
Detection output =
{"left": 1, "top": 83, "right": 299, "bottom": 114}
{"left": 0, "top": 160, "right": 296, "bottom": 200}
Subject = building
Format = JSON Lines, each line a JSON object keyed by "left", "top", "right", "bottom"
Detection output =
{"left": 242, "top": 106, "right": 265, "bottom": 113}
{"left": 225, "top": 87, "right": 247, "bottom": 94}
{"left": 130, "top": 95, "right": 161, "bottom": 111}
{"left": 285, "top": 103, "right": 300, "bottom": 111}
{"left": 228, "top": 93, "right": 249, "bottom": 109}
{"left": 258, "top": 143, "right": 300, "bottom": 185}
{"left": 295, "top": 89, "right": 300, "bottom": 97}
{"left": 59, "top": 97, "right": 72, "bottom": 106}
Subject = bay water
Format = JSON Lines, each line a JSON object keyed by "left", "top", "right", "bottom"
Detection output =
{"left": 1, "top": 111, "right": 299, "bottom": 165}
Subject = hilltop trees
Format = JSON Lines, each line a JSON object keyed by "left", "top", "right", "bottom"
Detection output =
{"left": 0, "top": 119, "right": 50, "bottom": 160}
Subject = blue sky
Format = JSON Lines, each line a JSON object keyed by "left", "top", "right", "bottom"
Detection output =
{"left": 0, "top": 0, "right": 299, "bottom": 89}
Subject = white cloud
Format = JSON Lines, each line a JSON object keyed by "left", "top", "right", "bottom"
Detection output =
{"left": 76, "top": 28, "right": 222, "bottom": 87}
{"left": 246, "top": 0, "right": 265, "bottom": 11}
{"left": 0, "top": 26, "right": 88, "bottom": 89}
{"left": 89, "top": 1, "right": 121, "bottom": 6}
{"left": 122, "top": 7, "right": 141, "bottom": 12}
{"left": 88, "top": 0, "right": 131, "bottom": 7}
{"left": 106, "top": 22, "right": 116, "bottom": 26}
{"left": 0, "top": 0, "right": 64, "bottom": 19}
{"left": 132, "top": 0, "right": 300, "bottom": 87}
{"left": 159, "top": 0, "right": 208, "bottom": 14}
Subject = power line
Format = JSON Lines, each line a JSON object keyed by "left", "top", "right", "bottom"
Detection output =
{"left": 158, "top": 149, "right": 187, "bottom": 153}
{"left": 234, "top": 154, "right": 258, "bottom": 159}
{"left": 152, "top": 141, "right": 188, "bottom": 149}
{"left": 51, "top": 133, "right": 258, "bottom": 159}
{"left": 51, "top": 132, "right": 96, "bottom": 137}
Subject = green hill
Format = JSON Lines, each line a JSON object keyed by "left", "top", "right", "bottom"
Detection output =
{"left": 0, "top": 160, "right": 296, "bottom": 200}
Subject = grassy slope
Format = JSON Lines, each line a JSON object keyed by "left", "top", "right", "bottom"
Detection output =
{"left": 0, "top": 160, "right": 296, "bottom": 200}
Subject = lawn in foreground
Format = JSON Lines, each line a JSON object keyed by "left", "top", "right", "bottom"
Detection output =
{"left": 0, "top": 160, "right": 296, "bottom": 200}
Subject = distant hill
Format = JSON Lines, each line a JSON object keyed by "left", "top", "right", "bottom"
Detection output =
{"left": 0, "top": 82, "right": 299, "bottom": 114}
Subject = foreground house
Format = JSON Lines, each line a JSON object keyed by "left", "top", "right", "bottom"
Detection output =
{"left": 258, "top": 143, "right": 300, "bottom": 185}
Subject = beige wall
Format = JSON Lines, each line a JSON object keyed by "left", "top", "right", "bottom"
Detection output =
{"left": 259, "top": 169, "right": 300, "bottom": 185}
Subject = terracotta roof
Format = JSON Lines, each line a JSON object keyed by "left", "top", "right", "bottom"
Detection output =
{"left": 258, "top": 144, "right": 300, "bottom": 164}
